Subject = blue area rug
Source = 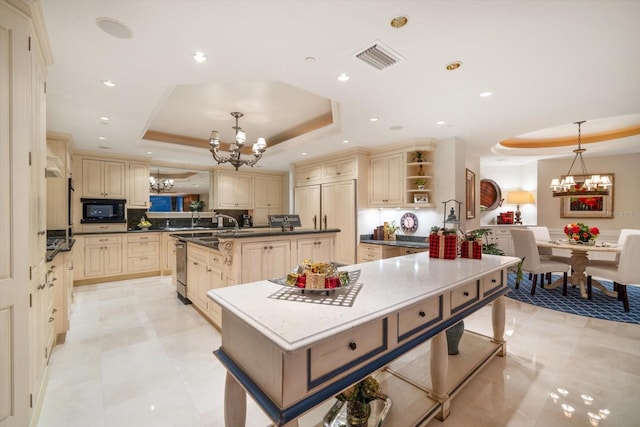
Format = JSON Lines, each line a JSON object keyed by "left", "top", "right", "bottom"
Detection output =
{"left": 505, "top": 272, "right": 640, "bottom": 324}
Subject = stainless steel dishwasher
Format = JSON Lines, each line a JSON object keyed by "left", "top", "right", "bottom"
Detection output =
{"left": 175, "top": 241, "right": 191, "bottom": 304}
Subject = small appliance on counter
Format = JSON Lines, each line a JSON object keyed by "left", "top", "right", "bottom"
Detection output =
{"left": 242, "top": 214, "right": 252, "bottom": 227}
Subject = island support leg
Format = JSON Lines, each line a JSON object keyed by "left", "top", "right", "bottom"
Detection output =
{"left": 430, "top": 331, "right": 451, "bottom": 421}
{"left": 225, "top": 371, "right": 246, "bottom": 427}
{"left": 491, "top": 295, "right": 507, "bottom": 357}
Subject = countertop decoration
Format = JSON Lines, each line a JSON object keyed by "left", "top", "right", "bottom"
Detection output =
{"left": 564, "top": 222, "right": 599, "bottom": 245}
{"left": 137, "top": 215, "right": 152, "bottom": 230}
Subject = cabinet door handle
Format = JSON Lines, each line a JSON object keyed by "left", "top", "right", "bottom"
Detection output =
{"left": 419, "top": 310, "right": 426, "bottom": 317}
{"left": 463, "top": 291, "right": 470, "bottom": 297}
{"left": 52, "top": 308, "right": 58, "bottom": 313}
{"left": 193, "top": 261, "right": 198, "bottom": 265}
{"left": 323, "top": 214, "right": 327, "bottom": 229}
{"left": 348, "top": 342, "right": 357, "bottom": 351}
{"left": 49, "top": 317, "right": 55, "bottom": 323}
{"left": 491, "top": 279, "right": 497, "bottom": 283}
{"left": 263, "top": 246, "right": 268, "bottom": 250}
{"left": 312, "top": 215, "right": 317, "bottom": 230}
{"left": 268, "top": 246, "right": 273, "bottom": 250}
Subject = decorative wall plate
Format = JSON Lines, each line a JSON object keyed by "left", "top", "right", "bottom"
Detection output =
{"left": 400, "top": 212, "right": 418, "bottom": 233}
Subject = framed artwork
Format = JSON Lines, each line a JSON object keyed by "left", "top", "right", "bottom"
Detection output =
{"left": 560, "top": 173, "right": 614, "bottom": 218}
{"left": 414, "top": 194, "right": 429, "bottom": 204}
{"left": 466, "top": 169, "right": 476, "bottom": 219}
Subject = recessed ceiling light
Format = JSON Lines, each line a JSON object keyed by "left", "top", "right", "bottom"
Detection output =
{"left": 101, "top": 80, "right": 116, "bottom": 87}
{"left": 369, "top": 117, "right": 379, "bottom": 122}
{"left": 342, "top": 140, "right": 349, "bottom": 144}
{"left": 389, "top": 125, "right": 403, "bottom": 131}
{"left": 480, "top": 91, "right": 493, "bottom": 97}
{"left": 390, "top": 15, "right": 409, "bottom": 29}
{"left": 445, "top": 61, "right": 462, "bottom": 71}
{"left": 99, "top": 116, "right": 110, "bottom": 121}
{"left": 436, "top": 120, "right": 446, "bottom": 125}
{"left": 305, "top": 56, "right": 316, "bottom": 63}
{"left": 98, "top": 136, "right": 107, "bottom": 140}
{"left": 301, "top": 152, "right": 308, "bottom": 156}
{"left": 96, "top": 17, "right": 133, "bottom": 39}
{"left": 146, "top": 151, "right": 152, "bottom": 155}
{"left": 98, "top": 145, "right": 111, "bottom": 150}
{"left": 192, "top": 51, "right": 207, "bottom": 63}
{"left": 337, "top": 73, "right": 350, "bottom": 82}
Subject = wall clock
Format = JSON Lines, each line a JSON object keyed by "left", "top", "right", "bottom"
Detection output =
{"left": 400, "top": 212, "right": 418, "bottom": 233}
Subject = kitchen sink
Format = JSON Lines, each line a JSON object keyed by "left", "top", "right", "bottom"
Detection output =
{"left": 162, "top": 226, "right": 214, "bottom": 231}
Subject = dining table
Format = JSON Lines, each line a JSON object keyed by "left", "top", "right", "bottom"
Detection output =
{"left": 536, "top": 240, "right": 621, "bottom": 298}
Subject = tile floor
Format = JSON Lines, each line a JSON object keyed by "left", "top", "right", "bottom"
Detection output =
{"left": 37, "top": 276, "right": 640, "bottom": 427}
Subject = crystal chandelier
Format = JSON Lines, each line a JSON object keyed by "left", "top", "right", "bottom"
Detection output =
{"left": 549, "top": 121, "right": 611, "bottom": 198}
{"left": 209, "top": 112, "right": 267, "bottom": 170}
{"left": 149, "top": 168, "right": 174, "bottom": 193}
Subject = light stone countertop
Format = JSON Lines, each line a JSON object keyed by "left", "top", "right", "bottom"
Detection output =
{"left": 208, "top": 254, "right": 519, "bottom": 352}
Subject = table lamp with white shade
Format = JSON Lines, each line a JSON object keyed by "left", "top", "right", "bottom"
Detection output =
{"left": 506, "top": 190, "right": 535, "bottom": 224}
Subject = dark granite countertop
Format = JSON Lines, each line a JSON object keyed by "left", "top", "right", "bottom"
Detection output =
{"left": 175, "top": 228, "right": 341, "bottom": 250}
{"left": 46, "top": 239, "right": 76, "bottom": 262}
{"left": 360, "top": 234, "right": 429, "bottom": 249}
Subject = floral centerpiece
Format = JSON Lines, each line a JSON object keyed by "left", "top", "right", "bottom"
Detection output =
{"left": 564, "top": 222, "right": 599, "bottom": 245}
{"left": 337, "top": 376, "right": 382, "bottom": 426}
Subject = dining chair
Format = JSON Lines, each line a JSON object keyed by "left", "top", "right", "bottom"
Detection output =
{"left": 586, "top": 234, "right": 640, "bottom": 312}
{"left": 510, "top": 229, "right": 570, "bottom": 296}
{"left": 589, "top": 229, "right": 640, "bottom": 267}
{"left": 525, "top": 226, "right": 571, "bottom": 285}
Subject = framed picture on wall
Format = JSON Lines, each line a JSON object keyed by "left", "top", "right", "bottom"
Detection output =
{"left": 466, "top": 168, "right": 476, "bottom": 219}
{"left": 560, "top": 173, "right": 614, "bottom": 218}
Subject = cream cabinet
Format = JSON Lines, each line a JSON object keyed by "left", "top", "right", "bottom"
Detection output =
{"left": 187, "top": 244, "right": 226, "bottom": 327}
{"left": 358, "top": 243, "right": 403, "bottom": 262}
{"left": 240, "top": 240, "right": 291, "bottom": 283}
{"left": 81, "top": 158, "right": 126, "bottom": 199}
{"left": 128, "top": 162, "right": 150, "bottom": 208}
{"left": 369, "top": 152, "right": 404, "bottom": 206}
{"left": 82, "top": 235, "right": 123, "bottom": 278}
{"left": 481, "top": 226, "right": 520, "bottom": 256}
{"left": 321, "top": 180, "right": 356, "bottom": 264}
{"left": 295, "top": 163, "right": 323, "bottom": 186}
{"left": 52, "top": 250, "right": 73, "bottom": 342}
{"left": 253, "top": 174, "right": 283, "bottom": 226}
{"left": 46, "top": 134, "right": 72, "bottom": 230}
{"left": 294, "top": 185, "right": 321, "bottom": 230}
{"left": 214, "top": 171, "right": 253, "bottom": 209}
{"left": 323, "top": 158, "right": 357, "bottom": 180}
{"left": 295, "top": 235, "right": 335, "bottom": 265}
{"left": 126, "top": 233, "right": 160, "bottom": 273}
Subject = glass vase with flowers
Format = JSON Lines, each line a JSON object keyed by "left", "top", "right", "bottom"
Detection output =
{"left": 564, "top": 222, "right": 599, "bottom": 245}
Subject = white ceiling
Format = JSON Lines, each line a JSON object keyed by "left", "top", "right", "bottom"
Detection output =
{"left": 41, "top": 0, "right": 640, "bottom": 172}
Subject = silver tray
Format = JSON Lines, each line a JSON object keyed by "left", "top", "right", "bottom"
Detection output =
{"left": 268, "top": 269, "right": 361, "bottom": 296}
{"left": 323, "top": 394, "right": 392, "bottom": 427}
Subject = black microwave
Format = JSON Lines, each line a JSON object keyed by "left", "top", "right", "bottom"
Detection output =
{"left": 80, "top": 198, "right": 126, "bottom": 223}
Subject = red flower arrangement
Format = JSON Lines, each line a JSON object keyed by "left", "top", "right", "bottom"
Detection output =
{"left": 564, "top": 222, "right": 599, "bottom": 243}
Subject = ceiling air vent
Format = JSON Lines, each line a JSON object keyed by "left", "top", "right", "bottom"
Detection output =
{"left": 355, "top": 40, "right": 404, "bottom": 70}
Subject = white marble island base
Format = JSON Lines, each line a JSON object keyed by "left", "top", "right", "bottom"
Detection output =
{"left": 209, "top": 254, "right": 518, "bottom": 426}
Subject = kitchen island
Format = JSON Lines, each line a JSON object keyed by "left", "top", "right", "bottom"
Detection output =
{"left": 175, "top": 228, "right": 339, "bottom": 328}
{"left": 208, "top": 253, "right": 519, "bottom": 426}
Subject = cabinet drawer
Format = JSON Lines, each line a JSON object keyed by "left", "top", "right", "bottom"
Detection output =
{"left": 128, "top": 233, "right": 159, "bottom": 243}
{"left": 127, "top": 241, "right": 159, "bottom": 257}
{"left": 80, "top": 223, "right": 126, "bottom": 233}
{"left": 209, "top": 250, "right": 224, "bottom": 268}
{"left": 127, "top": 256, "right": 159, "bottom": 273}
{"left": 85, "top": 235, "right": 122, "bottom": 246}
{"left": 188, "top": 244, "right": 209, "bottom": 263}
{"left": 482, "top": 270, "right": 504, "bottom": 297}
{"left": 307, "top": 318, "right": 388, "bottom": 389}
{"left": 450, "top": 281, "right": 479, "bottom": 314}
{"left": 397, "top": 296, "right": 443, "bottom": 342}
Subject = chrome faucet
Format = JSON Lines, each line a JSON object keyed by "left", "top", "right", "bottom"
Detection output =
{"left": 213, "top": 213, "right": 239, "bottom": 230}
{"left": 191, "top": 211, "right": 200, "bottom": 227}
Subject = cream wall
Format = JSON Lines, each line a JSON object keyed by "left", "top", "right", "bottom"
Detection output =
{"left": 537, "top": 153, "right": 640, "bottom": 231}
